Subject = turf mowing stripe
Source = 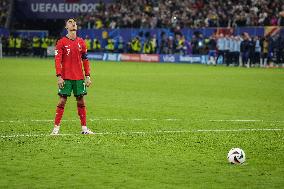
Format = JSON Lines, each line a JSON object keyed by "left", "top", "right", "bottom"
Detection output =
{"left": 0, "top": 119, "right": 284, "bottom": 123}
{"left": 1, "top": 128, "right": 284, "bottom": 138}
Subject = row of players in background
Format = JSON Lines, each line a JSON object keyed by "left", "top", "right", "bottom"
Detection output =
{"left": 0, "top": 35, "right": 57, "bottom": 57}
{"left": 211, "top": 33, "right": 284, "bottom": 68}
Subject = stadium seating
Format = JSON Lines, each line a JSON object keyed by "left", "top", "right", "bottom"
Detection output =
{"left": 77, "top": 0, "right": 284, "bottom": 29}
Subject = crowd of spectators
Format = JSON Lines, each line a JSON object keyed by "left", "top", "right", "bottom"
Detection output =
{"left": 77, "top": 0, "right": 284, "bottom": 29}
{"left": 0, "top": 0, "right": 10, "bottom": 27}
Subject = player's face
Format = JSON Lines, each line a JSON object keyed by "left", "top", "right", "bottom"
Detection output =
{"left": 66, "top": 19, "right": 77, "bottom": 32}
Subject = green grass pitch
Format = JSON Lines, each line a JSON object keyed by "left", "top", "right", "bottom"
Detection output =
{"left": 0, "top": 57, "right": 283, "bottom": 188}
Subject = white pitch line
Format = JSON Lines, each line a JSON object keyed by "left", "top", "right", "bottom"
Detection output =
{"left": 0, "top": 133, "right": 75, "bottom": 138}
{"left": 0, "top": 118, "right": 180, "bottom": 123}
{"left": 209, "top": 119, "right": 284, "bottom": 122}
{"left": 195, "top": 128, "right": 284, "bottom": 132}
{"left": 31, "top": 119, "right": 79, "bottom": 122}
{"left": 1, "top": 128, "right": 283, "bottom": 138}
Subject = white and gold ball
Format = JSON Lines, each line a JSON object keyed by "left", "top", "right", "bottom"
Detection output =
{"left": 227, "top": 148, "right": 246, "bottom": 164}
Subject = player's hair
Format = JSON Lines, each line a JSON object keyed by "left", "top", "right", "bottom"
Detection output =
{"left": 65, "top": 18, "right": 76, "bottom": 25}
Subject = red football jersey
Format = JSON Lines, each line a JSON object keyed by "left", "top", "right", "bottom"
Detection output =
{"left": 55, "top": 36, "right": 90, "bottom": 80}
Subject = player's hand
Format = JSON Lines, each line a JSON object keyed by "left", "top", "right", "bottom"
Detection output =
{"left": 85, "top": 76, "right": 91, "bottom": 87}
{"left": 57, "top": 76, "right": 64, "bottom": 89}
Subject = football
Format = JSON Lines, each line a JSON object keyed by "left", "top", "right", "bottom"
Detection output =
{"left": 227, "top": 148, "right": 246, "bottom": 164}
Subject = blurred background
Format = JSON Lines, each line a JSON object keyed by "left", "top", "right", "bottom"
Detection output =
{"left": 0, "top": 0, "right": 283, "bottom": 66}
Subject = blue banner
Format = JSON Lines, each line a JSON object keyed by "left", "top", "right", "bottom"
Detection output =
{"left": 179, "top": 55, "right": 202, "bottom": 63}
{"left": 14, "top": 0, "right": 114, "bottom": 19}
{"left": 102, "top": 53, "right": 121, "bottom": 61}
{"left": 88, "top": 53, "right": 205, "bottom": 64}
{"left": 88, "top": 52, "right": 103, "bottom": 60}
{"left": 159, "top": 54, "right": 179, "bottom": 63}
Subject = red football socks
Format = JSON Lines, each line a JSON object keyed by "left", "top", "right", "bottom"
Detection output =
{"left": 54, "top": 101, "right": 87, "bottom": 127}
{"left": 77, "top": 105, "right": 86, "bottom": 126}
{"left": 54, "top": 105, "right": 64, "bottom": 126}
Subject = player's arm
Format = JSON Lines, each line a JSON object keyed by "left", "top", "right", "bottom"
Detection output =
{"left": 55, "top": 39, "right": 64, "bottom": 88}
{"left": 81, "top": 40, "right": 91, "bottom": 87}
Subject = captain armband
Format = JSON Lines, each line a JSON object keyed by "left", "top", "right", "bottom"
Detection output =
{"left": 81, "top": 53, "right": 88, "bottom": 60}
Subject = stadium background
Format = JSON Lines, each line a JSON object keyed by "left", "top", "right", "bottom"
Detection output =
{"left": 0, "top": 0, "right": 284, "bottom": 188}
{"left": 0, "top": 0, "right": 284, "bottom": 66}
